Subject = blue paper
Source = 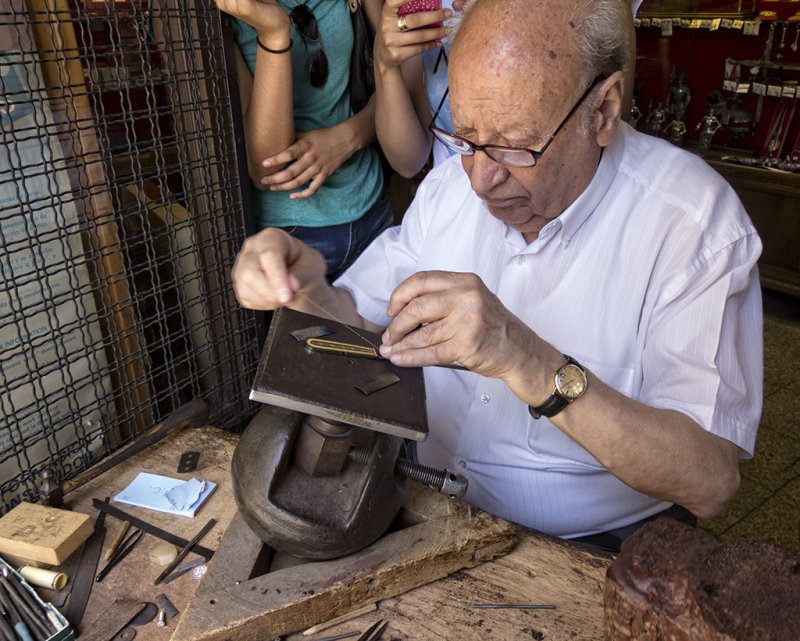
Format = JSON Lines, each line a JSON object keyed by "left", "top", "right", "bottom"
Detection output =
{"left": 113, "top": 472, "right": 216, "bottom": 517}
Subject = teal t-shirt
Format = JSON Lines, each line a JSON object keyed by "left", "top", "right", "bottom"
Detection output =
{"left": 232, "top": 1, "right": 383, "bottom": 229}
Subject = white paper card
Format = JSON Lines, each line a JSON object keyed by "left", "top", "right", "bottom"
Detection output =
{"left": 114, "top": 472, "right": 216, "bottom": 517}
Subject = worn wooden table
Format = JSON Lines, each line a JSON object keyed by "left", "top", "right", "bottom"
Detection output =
{"left": 59, "top": 425, "right": 612, "bottom": 641}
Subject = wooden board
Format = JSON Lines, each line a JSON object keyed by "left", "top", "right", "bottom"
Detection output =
{"left": 171, "top": 482, "right": 519, "bottom": 641}
{"left": 0, "top": 502, "right": 94, "bottom": 565}
{"left": 286, "top": 532, "right": 613, "bottom": 641}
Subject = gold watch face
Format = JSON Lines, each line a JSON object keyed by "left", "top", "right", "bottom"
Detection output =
{"left": 555, "top": 363, "right": 586, "bottom": 400}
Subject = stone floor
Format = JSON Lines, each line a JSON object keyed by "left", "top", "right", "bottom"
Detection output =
{"left": 698, "top": 287, "right": 800, "bottom": 550}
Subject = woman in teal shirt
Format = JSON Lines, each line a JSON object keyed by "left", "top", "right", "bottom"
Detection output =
{"left": 217, "top": 0, "right": 390, "bottom": 280}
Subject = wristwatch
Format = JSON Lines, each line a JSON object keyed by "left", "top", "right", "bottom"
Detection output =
{"left": 528, "top": 355, "right": 587, "bottom": 419}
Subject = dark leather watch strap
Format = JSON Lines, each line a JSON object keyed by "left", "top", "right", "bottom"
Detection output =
{"left": 528, "top": 394, "right": 569, "bottom": 419}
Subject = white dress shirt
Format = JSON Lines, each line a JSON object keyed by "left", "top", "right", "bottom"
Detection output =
{"left": 336, "top": 122, "right": 763, "bottom": 538}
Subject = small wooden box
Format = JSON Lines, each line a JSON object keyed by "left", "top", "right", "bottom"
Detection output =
{"left": 0, "top": 502, "right": 94, "bottom": 566}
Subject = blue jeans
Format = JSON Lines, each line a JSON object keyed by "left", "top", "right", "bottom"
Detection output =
{"left": 282, "top": 191, "right": 393, "bottom": 282}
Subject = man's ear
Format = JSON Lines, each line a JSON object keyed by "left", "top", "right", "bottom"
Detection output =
{"left": 593, "top": 71, "right": 625, "bottom": 146}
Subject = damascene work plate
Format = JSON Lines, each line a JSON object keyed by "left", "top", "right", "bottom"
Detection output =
{"left": 250, "top": 307, "right": 428, "bottom": 441}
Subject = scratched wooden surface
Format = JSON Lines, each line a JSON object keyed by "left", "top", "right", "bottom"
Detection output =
{"left": 59, "top": 425, "right": 240, "bottom": 641}
{"left": 54, "top": 425, "right": 612, "bottom": 641}
{"left": 284, "top": 531, "right": 613, "bottom": 641}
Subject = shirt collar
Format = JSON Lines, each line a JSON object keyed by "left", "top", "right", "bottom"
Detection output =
{"left": 534, "top": 127, "right": 624, "bottom": 247}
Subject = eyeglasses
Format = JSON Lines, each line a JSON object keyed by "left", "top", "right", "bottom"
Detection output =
{"left": 290, "top": 3, "right": 328, "bottom": 88}
{"left": 428, "top": 75, "right": 607, "bottom": 168}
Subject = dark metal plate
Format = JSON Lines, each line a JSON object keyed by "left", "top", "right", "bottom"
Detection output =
{"left": 129, "top": 602, "right": 158, "bottom": 626}
{"left": 250, "top": 308, "right": 428, "bottom": 441}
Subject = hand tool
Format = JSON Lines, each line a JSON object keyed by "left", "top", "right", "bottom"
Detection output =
{"left": 313, "top": 632, "right": 360, "bottom": 641}
{"left": 104, "top": 521, "right": 131, "bottom": 562}
{"left": 238, "top": 307, "right": 468, "bottom": 560}
{"left": 0, "top": 584, "right": 35, "bottom": 641}
{"left": 0, "top": 570, "right": 57, "bottom": 637}
{"left": 0, "top": 604, "right": 16, "bottom": 641}
{"left": 472, "top": 604, "right": 556, "bottom": 609}
{"left": 161, "top": 558, "right": 205, "bottom": 584}
{"left": 64, "top": 500, "right": 108, "bottom": 629}
{"left": 90, "top": 500, "right": 214, "bottom": 561}
{"left": 301, "top": 603, "right": 376, "bottom": 636}
{"left": 153, "top": 519, "right": 215, "bottom": 585}
{"left": 355, "top": 620, "right": 388, "bottom": 641}
{"left": 95, "top": 528, "right": 143, "bottom": 583}
{"left": 62, "top": 399, "right": 209, "bottom": 496}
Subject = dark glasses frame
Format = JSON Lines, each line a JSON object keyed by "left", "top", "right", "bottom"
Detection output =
{"left": 428, "top": 74, "right": 608, "bottom": 167}
{"left": 290, "top": 4, "right": 328, "bottom": 88}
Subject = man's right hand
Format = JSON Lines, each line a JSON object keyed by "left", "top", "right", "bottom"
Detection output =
{"left": 231, "top": 228, "right": 326, "bottom": 310}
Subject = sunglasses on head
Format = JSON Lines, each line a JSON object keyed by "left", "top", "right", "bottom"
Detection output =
{"left": 290, "top": 4, "right": 328, "bottom": 88}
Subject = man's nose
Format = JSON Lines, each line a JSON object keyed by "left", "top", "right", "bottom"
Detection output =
{"left": 465, "top": 151, "right": 508, "bottom": 196}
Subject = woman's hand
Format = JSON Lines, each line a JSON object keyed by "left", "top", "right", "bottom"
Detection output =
{"left": 213, "top": 0, "right": 289, "bottom": 44}
{"left": 258, "top": 123, "right": 358, "bottom": 199}
{"left": 374, "top": 0, "right": 452, "bottom": 70}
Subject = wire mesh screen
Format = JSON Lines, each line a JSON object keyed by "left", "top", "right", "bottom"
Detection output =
{"left": 0, "top": 0, "right": 261, "bottom": 513}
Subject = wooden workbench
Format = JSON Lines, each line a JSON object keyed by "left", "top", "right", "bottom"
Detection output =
{"left": 60, "top": 425, "right": 612, "bottom": 641}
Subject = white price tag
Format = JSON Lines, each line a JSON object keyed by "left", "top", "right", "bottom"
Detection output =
{"left": 767, "top": 84, "right": 782, "bottom": 97}
{"left": 752, "top": 82, "right": 767, "bottom": 96}
{"left": 732, "top": 20, "right": 744, "bottom": 30}
{"left": 743, "top": 21, "right": 760, "bottom": 36}
{"left": 737, "top": 83, "right": 750, "bottom": 94}
{"left": 721, "top": 19, "right": 733, "bottom": 29}
{"left": 782, "top": 85, "right": 797, "bottom": 98}
{"left": 723, "top": 79, "right": 738, "bottom": 92}
{"left": 711, "top": 19, "right": 721, "bottom": 31}
{"left": 661, "top": 19, "right": 673, "bottom": 36}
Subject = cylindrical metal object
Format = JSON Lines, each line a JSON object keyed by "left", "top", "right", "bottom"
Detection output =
{"left": 349, "top": 448, "right": 468, "bottom": 499}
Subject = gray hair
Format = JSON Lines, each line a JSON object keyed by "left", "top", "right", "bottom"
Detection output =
{"left": 571, "top": 0, "right": 631, "bottom": 134}
{"left": 450, "top": 0, "right": 631, "bottom": 136}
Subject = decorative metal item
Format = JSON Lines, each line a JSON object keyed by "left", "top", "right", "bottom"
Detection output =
{"left": 696, "top": 107, "right": 722, "bottom": 156}
{"left": 646, "top": 102, "right": 667, "bottom": 137}
{"left": 665, "top": 117, "right": 688, "bottom": 147}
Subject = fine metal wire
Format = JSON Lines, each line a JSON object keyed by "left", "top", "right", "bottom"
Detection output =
{"left": 0, "top": 0, "right": 260, "bottom": 513}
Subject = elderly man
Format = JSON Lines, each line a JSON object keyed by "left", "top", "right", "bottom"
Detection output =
{"left": 232, "top": 0, "right": 763, "bottom": 552}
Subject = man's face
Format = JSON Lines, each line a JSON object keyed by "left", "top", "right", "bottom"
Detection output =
{"left": 448, "top": 51, "right": 601, "bottom": 241}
